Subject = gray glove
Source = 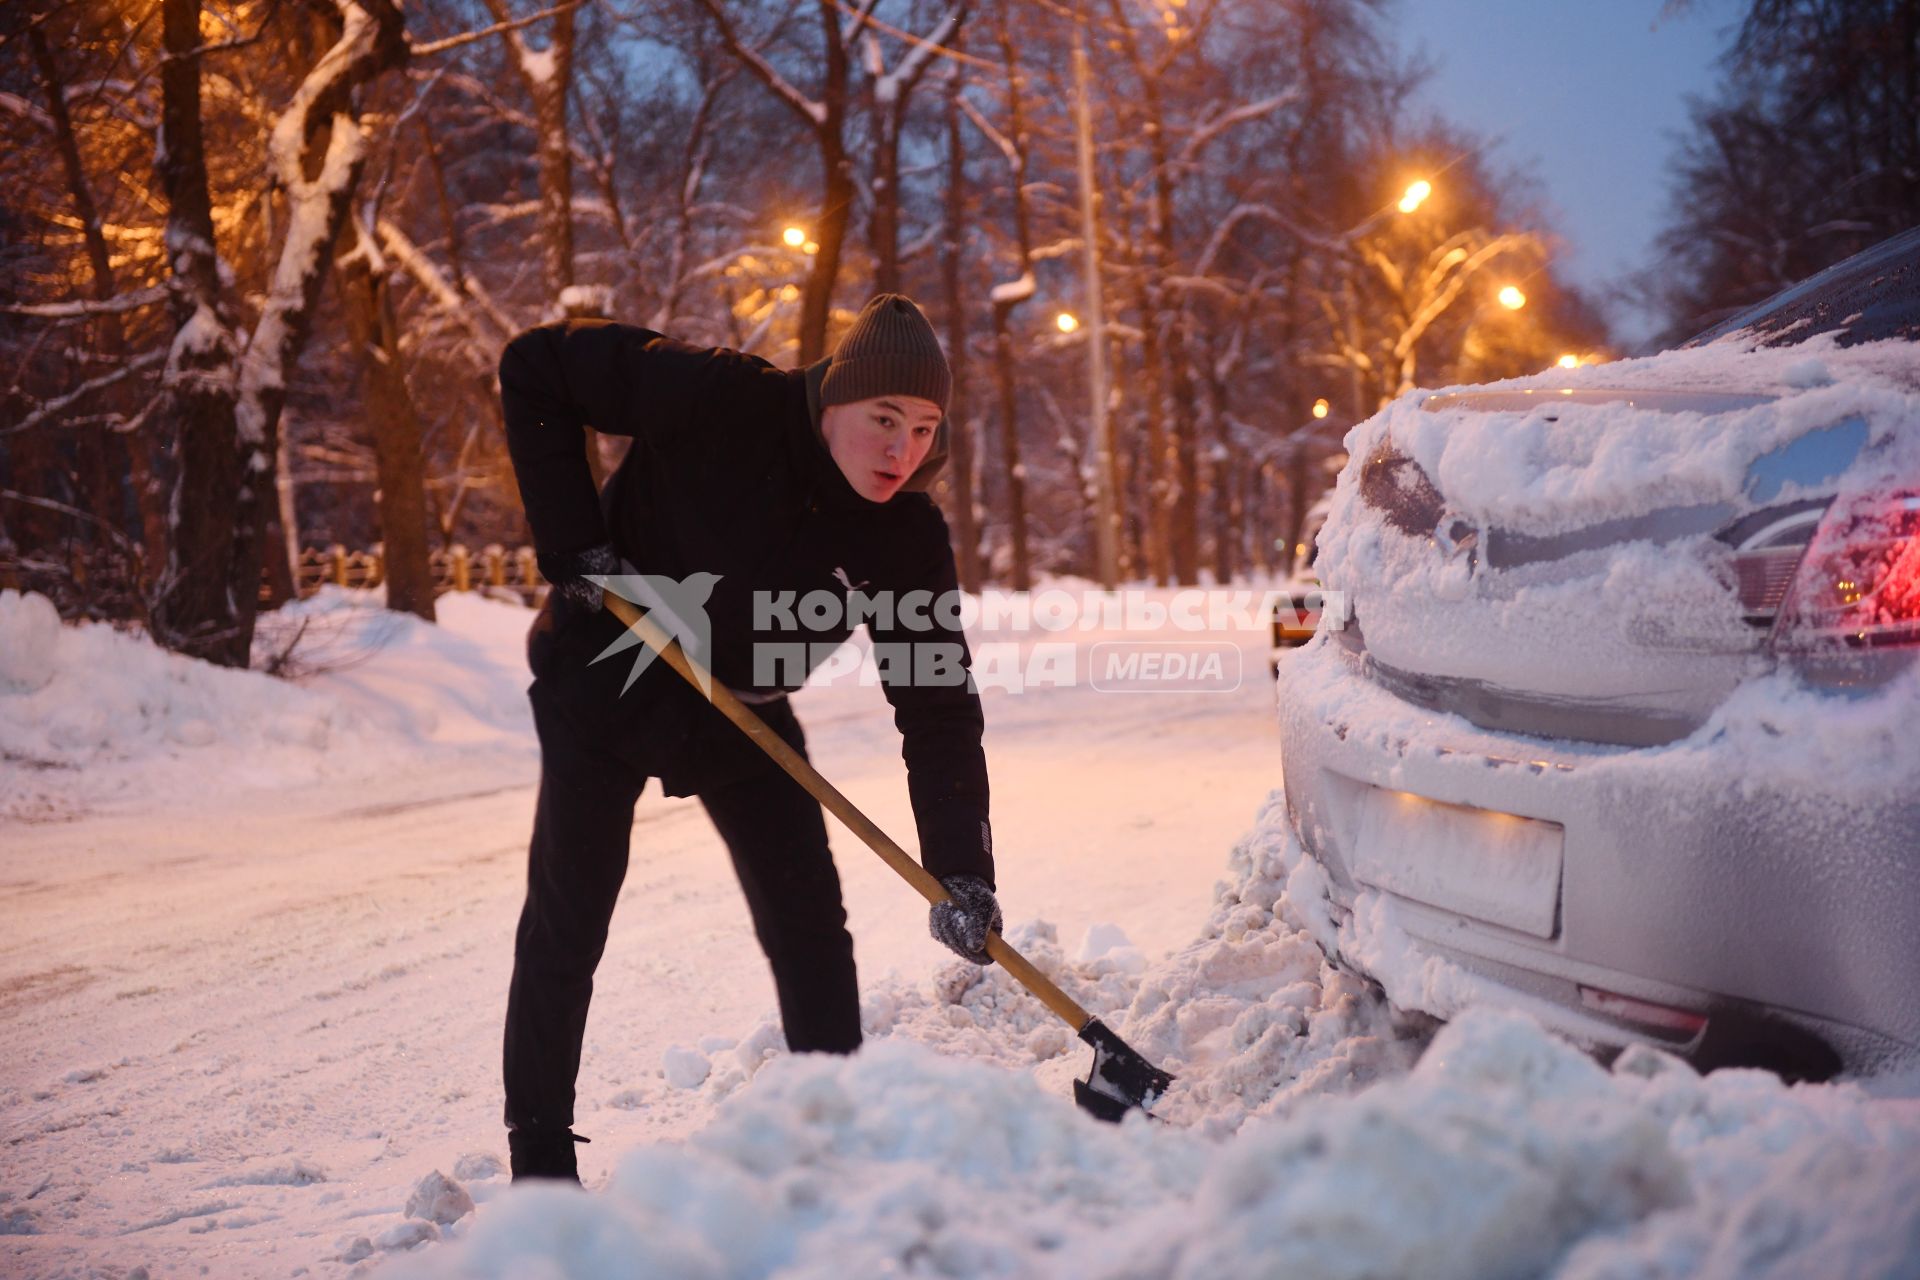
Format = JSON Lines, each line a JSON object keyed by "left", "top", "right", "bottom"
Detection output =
{"left": 930, "top": 874, "right": 1002, "bottom": 965}
{"left": 538, "top": 543, "right": 621, "bottom": 614}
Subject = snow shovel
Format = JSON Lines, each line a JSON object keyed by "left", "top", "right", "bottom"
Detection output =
{"left": 596, "top": 586, "right": 1174, "bottom": 1122}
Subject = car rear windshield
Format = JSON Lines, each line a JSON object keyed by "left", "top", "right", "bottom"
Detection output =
{"left": 1684, "top": 225, "right": 1920, "bottom": 350}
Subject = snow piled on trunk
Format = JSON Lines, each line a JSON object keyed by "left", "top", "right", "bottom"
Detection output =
{"left": 0, "top": 588, "right": 533, "bottom": 820}
{"left": 396, "top": 798, "right": 1920, "bottom": 1280}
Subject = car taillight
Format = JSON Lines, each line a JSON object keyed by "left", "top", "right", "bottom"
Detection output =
{"left": 1771, "top": 487, "right": 1920, "bottom": 650}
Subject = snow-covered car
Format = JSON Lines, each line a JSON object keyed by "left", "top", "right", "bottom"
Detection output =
{"left": 1276, "top": 228, "right": 1920, "bottom": 1078}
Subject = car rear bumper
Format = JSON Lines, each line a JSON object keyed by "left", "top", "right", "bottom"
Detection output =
{"left": 1275, "top": 636, "right": 1920, "bottom": 1072}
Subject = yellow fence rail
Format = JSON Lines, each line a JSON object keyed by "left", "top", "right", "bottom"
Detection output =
{"left": 291, "top": 544, "right": 546, "bottom": 603}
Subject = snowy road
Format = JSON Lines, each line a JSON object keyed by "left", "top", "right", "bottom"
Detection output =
{"left": 1, "top": 591, "right": 1287, "bottom": 1276}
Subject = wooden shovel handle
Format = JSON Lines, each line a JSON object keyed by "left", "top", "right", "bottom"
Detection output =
{"left": 601, "top": 591, "right": 1094, "bottom": 1033}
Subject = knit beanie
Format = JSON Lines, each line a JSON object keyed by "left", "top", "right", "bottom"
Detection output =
{"left": 819, "top": 294, "right": 951, "bottom": 411}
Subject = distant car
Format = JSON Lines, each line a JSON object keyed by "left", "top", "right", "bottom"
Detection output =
{"left": 1276, "top": 227, "right": 1920, "bottom": 1078}
{"left": 1272, "top": 495, "right": 1332, "bottom": 653}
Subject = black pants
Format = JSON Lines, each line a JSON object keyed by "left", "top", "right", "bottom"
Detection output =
{"left": 503, "top": 679, "right": 862, "bottom": 1132}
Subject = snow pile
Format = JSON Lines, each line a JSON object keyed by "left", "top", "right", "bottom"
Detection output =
{"left": 400, "top": 1026, "right": 1920, "bottom": 1280}
{"left": 395, "top": 786, "right": 1920, "bottom": 1280}
{"left": 648, "top": 799, "right": 1420, "bottom": 1138}
{"left": 0, "top": 588, "right": 535, "bottom": 820}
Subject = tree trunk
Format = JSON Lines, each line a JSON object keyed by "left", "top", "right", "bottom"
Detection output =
{"left": 29, "top": 19, "right": 167, "bottom": 588}
{"left": 229, "top": 0, "right": 404, "bottom": 661}
{"left": 981, "top": 2, "right": 1035, "bottom": 589}
{"left": 484, "top": 0, "right": 576, "bottom": 309}
{"left": 29, "top": 26, "right": 126, "bottom": 560}
{"left": 869, "top": 59, "right": 903, "bottom": 296}
{"left": 991, "top": 306, "right": 1031, "bottom": 591}
{"left": 337, "top": 219, "right": 437, "bottom": 620}
{"left": 154, "top": 0, "right": 246, "bottom": 665}
{"left": 1102, "top": 0, "right": 1198, "bottom": 581}
{"left": 535, "top": 59, "right": 576, "bottom": 307}
{"left": 800, "top": 33, "right": 853, "bottom": 365}
{"left": 1207, "top": 353, "right": 1236, "bottom": 583}
{"left": 1133, "top": 274, "right": 1171, "bottom": 585}
{"left": 799, "top": 158, "right": 852, "bottom": 364}
{"left": 940, "top": 66, "right": 981, "bottom": 592}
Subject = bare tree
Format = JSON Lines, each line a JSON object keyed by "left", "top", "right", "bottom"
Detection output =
{"left": 694, "top": 0, "right": 861, "bottom": 363}
{"left": 336, "top": 211, "right": 437, "bottom": 620}
{"left": 966, "top": 0, "right": 1039, "bottom": 590}
{"left": 480, "top": 0, "right": 578, "bottom": 309}
{"left": 152, "top": 0, "right": 407, "bottom": 665}
{"left": 859, "top": 1, "right": 966, "bottom": 294}
{"left": 938, "top": 56, "right": 981, "bottom": 591}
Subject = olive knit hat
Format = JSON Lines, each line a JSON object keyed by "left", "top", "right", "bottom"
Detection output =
{"left": 819, "top": 294, "right": 952, "bottom": 412}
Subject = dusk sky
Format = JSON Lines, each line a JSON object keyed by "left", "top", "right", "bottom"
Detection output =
{"left": 1392, "top": 0, "right": 1739, "bottom": 346}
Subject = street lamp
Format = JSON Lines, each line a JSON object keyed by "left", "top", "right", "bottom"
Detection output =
{"left": 1311, "top": 397, "right": 1331, "bottom": 419}
{"left": 1397, "top": 179, "right": 1432, "bottom": 214}
{"left": 1056, "top": 312, "right": 1080, "bottom": 334}
{"left": 782, "top": 226, "right": 807, "bottom": 248}
{"left": 1557, "top": 353, "right": 1580, "bottom": 369}
{"left": 1498, "top": 285, "right": 1527, "bottom": 310}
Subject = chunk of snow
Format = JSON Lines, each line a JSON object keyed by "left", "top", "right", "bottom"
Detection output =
{"left": 1782, "top": 357, "right": 1833, "bottom": 387}
{"left": 452, "top": 1152, "right": 503, "bottom": 1182}
{"left": 518, "top": 45, "right": 556, "bottom": 86}
{"left": 662, "top": 1045, "right": 711, "bottom": 1090}
{"left": 988, "top": 272, "right": 1036, "bottom": 305}
{"left": 733, "top": 1022, "right": 786, "bottom": 1077}
{"left": 405, "top": 1170, "right": 474, "bottom": 1225}
{"left": 377, "top": 1218, "right": 437, "bottom": 1251}
{"left": 0, "top": 591, "right": 59, "bottom": 692}
{"left": 1074, "top": 921, "right": 1132, "bottom": 962}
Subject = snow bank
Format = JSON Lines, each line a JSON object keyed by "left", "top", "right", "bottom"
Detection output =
{"left": 0, "top": 588, "right": 535, "bottom": 820}
{"left": 396, "top": 795, "right": 1920, "bottom": 1280}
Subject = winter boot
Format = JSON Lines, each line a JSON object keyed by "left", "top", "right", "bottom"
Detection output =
{"left": 508, "top": 1126, "right": 589, "bottom": 1184}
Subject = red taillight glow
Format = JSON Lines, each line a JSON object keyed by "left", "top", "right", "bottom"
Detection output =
{"left": 1578, "top": 985, "right": 1708, "bottom": 1036}
{"left": 1772, "top": 489, "right": 1920, "bottom": 650}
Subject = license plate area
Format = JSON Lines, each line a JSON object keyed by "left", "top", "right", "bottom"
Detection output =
{"left": 1345, "top": 784, "right": 1565, "bottom": 939}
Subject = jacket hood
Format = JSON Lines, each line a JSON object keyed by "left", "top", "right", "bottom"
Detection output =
{"left": 803, "top": 357, "right": 948, "bottom": 495}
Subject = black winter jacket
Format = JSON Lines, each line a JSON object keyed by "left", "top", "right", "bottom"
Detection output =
{"left": 499, "top": 319, "right": 992, "bottom": 886}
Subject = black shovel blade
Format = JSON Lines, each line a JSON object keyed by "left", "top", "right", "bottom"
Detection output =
{"left": 1072, "top": 1018, "right": 1175, "bottom": 1122}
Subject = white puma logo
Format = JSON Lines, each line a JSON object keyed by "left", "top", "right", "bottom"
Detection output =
{"left": 832, "top": 566, "right": 870, "bottom": 592}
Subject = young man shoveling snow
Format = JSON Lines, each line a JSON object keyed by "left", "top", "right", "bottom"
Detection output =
{"left": 497, "top": 295, "right": 1002, "bottom": 1182}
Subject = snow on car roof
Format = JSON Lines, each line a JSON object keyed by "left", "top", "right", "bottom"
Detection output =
{"left": 1328, "top": 333, "right": 1920, "bottom": 540}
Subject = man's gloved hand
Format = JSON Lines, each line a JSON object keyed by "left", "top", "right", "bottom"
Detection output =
{"left": 538, "top": 543, "right": 621, "bottom": 615}
{"left": 929, "top": 874, "right": 1002, "bottom": 965}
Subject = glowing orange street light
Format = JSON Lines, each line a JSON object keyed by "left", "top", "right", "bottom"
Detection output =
{"left": 782, "top": 226, "right": 807, "bottom": 248}
{"left": 1557, "top": 354, "right": 1580, "bottom": 369}
{"left": 802, "top": 241, "right": 820, "bottom": 255}
{"left": 1056, "top": 312, "right": 1080, "bottom": 333}
{"left": 1397, "top": 179, "right": 1433, "bottom": 214}
{"left": 1498, "top": 285, "right": 1527, "bottom": 310}
{"left": 1311, "top": 397, "right": 1331, "bottom": 419}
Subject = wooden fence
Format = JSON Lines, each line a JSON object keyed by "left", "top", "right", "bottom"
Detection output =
{"left": 290, "top": 544, "right": 546, "bottom": 603}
